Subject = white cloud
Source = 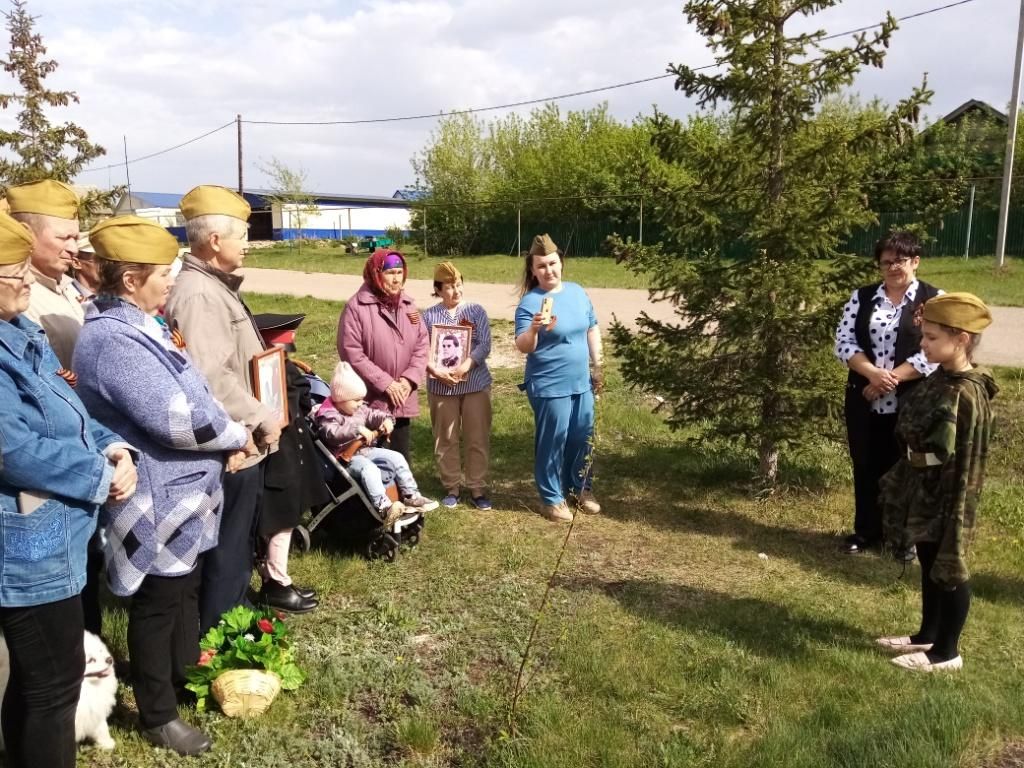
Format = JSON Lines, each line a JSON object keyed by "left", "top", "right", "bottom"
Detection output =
{"left": 0, "top": 0, "right": 1016, "bottom": 196}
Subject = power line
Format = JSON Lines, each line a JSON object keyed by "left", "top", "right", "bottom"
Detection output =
{"left": 77, "top": 120, "right": 236, "bottom": 175}
{"left": 243, "top": 0, "right": 984, "bottom": 127}
{"left": 73, "top": 0, "right": 986, "bottom": 174}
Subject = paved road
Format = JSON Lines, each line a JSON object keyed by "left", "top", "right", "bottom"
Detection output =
{"left": 241, "top": 267, "right": 1023, "bottom": 367}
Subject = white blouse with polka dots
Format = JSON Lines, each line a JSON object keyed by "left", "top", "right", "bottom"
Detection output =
{"left": 833, "top": 279, "right": 938, "bottom": 415}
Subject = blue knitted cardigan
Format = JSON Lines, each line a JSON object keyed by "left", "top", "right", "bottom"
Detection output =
{"left": 73, "top": 298, "right": 249, "bottom": 596}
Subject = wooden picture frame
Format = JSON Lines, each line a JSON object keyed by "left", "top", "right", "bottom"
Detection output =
{"left": 429, "top": 324, "right": 473, "bottom": 381}
{"left": 250, "top": 347, "right": 289, "bottom": 428}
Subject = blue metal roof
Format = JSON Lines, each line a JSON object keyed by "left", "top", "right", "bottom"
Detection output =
{"left": 131, "top": 192, "right": 184, "bottom": 208}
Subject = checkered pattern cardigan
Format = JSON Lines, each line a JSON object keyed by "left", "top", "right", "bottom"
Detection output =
{"left": 73, "top": 298, "right": 249, "bottom": 596}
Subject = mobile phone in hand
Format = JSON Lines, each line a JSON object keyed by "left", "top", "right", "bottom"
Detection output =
{"left": 539, "top": 296, "right": 553, "bottom": 325}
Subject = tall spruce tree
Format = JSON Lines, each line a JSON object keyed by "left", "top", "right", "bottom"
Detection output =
{"left": 0, "top": 0, "right": 106, "bottom": 188}
{"left": 610, "top": 0, "right": 931, "bottom": 483}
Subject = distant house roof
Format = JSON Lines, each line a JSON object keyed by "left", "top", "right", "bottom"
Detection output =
{"left": 392, "top": 188, "right": 427, "bottom": 201}
{"left": 116, "top": 191, "right": 184, "bottom": 210}
{"left": 244, "top": 190, "right": 414, "bottom": 209}
{"left": 940, "top": 99, "right": 1007, "bottom": 126}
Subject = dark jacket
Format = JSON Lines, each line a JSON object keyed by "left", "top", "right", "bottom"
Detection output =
{"left": 258, "top": 360, "right": 331, "bottom": 536}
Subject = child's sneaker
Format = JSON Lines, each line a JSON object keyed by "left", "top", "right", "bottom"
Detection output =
{"left": 441, "top": 493, "right": 459, "bottom": 509}
{"left": 380, "top": 501, "right": 406, "bottom": 527}
{"left": 403, "top": 494, "right": 439, "bottom": 512}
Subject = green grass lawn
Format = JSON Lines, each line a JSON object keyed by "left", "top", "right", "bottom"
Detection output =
{"left": 87, "top": 294, "right": 1024, "bottom": 768}
{"left": 245, "top": 245, "right": 1024, "bottom": 305}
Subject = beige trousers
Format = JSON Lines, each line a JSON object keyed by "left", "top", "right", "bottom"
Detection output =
{"left": 427, "top": 387, "right": 492, "bottom": 495}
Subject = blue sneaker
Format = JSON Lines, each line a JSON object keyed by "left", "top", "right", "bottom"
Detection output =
{"left": 471, "top": 494, "right": 492, "bottom": 511}
{"left": 442, "top": 493, "right": 459, "bottom": 509}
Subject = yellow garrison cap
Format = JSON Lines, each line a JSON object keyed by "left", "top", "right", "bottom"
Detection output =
{"left": 179, "top": 185, "right": 250, "bottom": 222}
{"left": 923, "top": 292, "right": 993, "bottom": 333}
{"left": 529, "top": 233, "right": 558, "bottom": 257}
{"left": 0, "top": 211, "right": 35, "bottom": 265}
{"left": 433, "top": 260, "right": 462, "bottom": 284}
{"left": 89, "top": 215, "right": 179, "bottom": 265}
{"left": 5, "top": 179, "right": 79, "bottom": 219}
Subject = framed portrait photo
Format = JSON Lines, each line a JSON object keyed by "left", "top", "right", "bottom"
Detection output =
{"left": 250, "top": 347, "right": 289, "bottom": 428}
{"left": 429, "top": 324, "right": 473, "bottom": 379}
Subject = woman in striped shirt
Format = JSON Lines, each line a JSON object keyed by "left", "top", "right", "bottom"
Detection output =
{"left": 422, "top": 261, "right": 493, "bottom": 510}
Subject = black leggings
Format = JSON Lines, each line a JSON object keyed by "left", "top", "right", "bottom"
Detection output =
{"left": 911, "top": 541, "right": 971, "bottom": 661}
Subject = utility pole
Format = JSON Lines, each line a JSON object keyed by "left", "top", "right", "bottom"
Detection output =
{"left": 236, "top": 114, "right": 243, "bottom": 194}
{"left": 995, "top": 0, "right": 1024, "bottom": 267}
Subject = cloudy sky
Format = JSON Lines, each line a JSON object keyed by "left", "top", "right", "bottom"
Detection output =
{"left": 1, "top": 0, "right": 1018, "bottom": 196}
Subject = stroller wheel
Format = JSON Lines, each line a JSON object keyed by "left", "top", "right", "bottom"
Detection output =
{"left": 367, "top": 532, "right": 399, "bottom": 562}
{"left": 405, "top": 530, "right": 420, "bottom": 547}
{"left": 291, "top": 526, "right": 311, "bottom": 554}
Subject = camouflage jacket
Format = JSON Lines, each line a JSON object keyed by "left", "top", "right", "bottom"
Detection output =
{"left": 880, "top": 366, "right": 998, "bottom": 587}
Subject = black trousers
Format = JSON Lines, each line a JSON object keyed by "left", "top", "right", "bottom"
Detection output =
{"left": 0, "top": 595, "right": 84, "bottom": 768}
{"left": 845, "top": 397, "right": 900, "bottom": 542}
{"left": 389, "top": 417, "right": 412, "bottom": 464}
{"left": 129, "top": 561, "right": 204, "bottom": 728}
{"left": 81, "top": 529, "right": 105, "bottom": 636}
{"left": 914, "top": 542, "right": 972, "bottom": 660}
{"left": 200, "top": 463, "right": 264, "bottom": 633}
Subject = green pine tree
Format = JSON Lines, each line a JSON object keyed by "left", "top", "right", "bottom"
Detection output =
{"left": 0, "top": 0, "right": 106, "bottom": 189}
{"left": 610, "top": 0, "right": 931, "bottom": 484}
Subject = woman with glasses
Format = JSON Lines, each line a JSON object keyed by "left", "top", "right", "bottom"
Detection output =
{"left": 833, "top": 231, "right": 941, "bottom": 557}
{"left": 0, "top": 211, "right": 137, "bottom": 768}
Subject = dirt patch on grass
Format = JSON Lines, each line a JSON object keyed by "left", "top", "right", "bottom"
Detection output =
{"left": 983, "top": 742, "right": 1024, "bottom": 768}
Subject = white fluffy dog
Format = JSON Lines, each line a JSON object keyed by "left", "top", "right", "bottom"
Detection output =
{"left": 0, "top": 630, "right": 118, "bottom": 750}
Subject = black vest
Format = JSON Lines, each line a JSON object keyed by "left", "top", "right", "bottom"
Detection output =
{"left": 847, "top": 280, "right": 939, "bottom": 397}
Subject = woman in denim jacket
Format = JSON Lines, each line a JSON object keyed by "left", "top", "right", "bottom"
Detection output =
{"left": 73, "top": 216, "right": 252, "bottom": 757}
{"left": 0, "top": 211, "right": 137, "bottom": 768}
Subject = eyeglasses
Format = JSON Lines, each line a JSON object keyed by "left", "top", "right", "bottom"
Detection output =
{"left": 0, "top": 272, "right": 30, "bottom": 285}
{"left": 879, "top": 256, "right": 913, "bottom": 270}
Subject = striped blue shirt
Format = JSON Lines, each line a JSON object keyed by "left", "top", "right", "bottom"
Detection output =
{"left": 422, "top": 301, "right": 493, "bottom": 396}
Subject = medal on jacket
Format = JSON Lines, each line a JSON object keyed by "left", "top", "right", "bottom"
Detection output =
{"left": 56, "top": 367, "right": 78, "bottom": 388}
{"left": 407, "top": 310, "right": 421, "bottom": 325}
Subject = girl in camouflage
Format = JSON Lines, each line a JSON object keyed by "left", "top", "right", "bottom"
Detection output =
{"left": 876, "top": 293, "right": 997, "bottom": 673}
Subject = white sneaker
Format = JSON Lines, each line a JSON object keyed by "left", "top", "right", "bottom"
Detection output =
{"left": 575, "top": 490, "right": 601, "bottom": 515}
{"left": 543, "top": 502, "right": 573, "bottom": 522}
{"left": 891, "top": 651, "right": 963, "bottom": 672}
{"left": 876, "top": 635, "right": 934, "bottom": 653}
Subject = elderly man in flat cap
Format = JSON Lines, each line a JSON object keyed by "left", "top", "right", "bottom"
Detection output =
{"left": 6, "top": 179, "right": 84, "bottom": 370}
{"left": 164, "top": 185, "right": 281, "bottom": 633}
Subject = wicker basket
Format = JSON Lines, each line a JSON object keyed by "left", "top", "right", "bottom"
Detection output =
{"left": 211, "top": 669, "right": 282, "bottom": 718}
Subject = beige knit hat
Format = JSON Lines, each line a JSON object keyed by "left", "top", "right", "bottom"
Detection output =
{"left": 330, "top": 361, "right": 367, "bottom": 402}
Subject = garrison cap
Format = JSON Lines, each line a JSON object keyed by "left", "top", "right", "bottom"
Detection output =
{"left": 923, "top": 292, "right": 993, "bottom": 333}
{"left": 5, "top": 179, "right": 79, "bottom": 219}
{"left": 179, "top": 185, "right": 251, "bottom": 222}
{"left": 0, "top": 211, "right": 36, "bottom": 266}
{"left": 433, "top": 260, "right": 462, "bottom": 284}
{"left": 529, "top": 233, "right": 558, "bottom": 257}
{"left": 89, "top": 215, "right": 180, "bottom": 265}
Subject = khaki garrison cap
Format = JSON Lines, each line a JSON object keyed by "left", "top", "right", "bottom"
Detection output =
{"left": 89, "top": 215, "right": 180, "bottom": 266}
{"left": 5, "top": 179, "right": 79, "bottom": 219}
{"left": 922, "top": 292, "right": 993, "bottom": 333}
{"left": 179, "top": 185, "right": 251, "bottom": 222}
{"left": 529, "top": 234, "right": 558, "bottom": 257}
{"left": 433, "top": 260, "right": 462, "bottom": 284}
{"left": 0, "top": 211, "right": 36, "bottom": 265}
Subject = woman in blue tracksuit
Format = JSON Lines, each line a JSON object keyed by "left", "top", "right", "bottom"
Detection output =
{"left": 514, "top": 234, "right": 603, "bottom": 522}
{"left": 0, "top": 211, "right": 137, "bottom": 768}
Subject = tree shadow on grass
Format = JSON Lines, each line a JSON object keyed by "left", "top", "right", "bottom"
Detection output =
{"left": 555, "top": 575, "right": 868, "bottom": 660}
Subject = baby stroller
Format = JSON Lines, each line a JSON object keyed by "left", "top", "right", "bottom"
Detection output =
{"left": 290, "top": 371, "right": 425, "bottom": 562}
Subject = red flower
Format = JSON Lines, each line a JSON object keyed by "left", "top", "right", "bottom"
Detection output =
{"left": 257, "top": 618, "right": 274, "bottom": 634}
{"left": 198, "top": 649, "right": 217, "bottom": 666}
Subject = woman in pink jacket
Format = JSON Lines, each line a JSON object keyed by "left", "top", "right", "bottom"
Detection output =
{"left": 337, "top": 249, "right": 428, "bottom": 462}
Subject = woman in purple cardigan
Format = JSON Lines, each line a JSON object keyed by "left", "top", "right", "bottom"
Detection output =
{"left": 73, "top": 216, "right": 252, "bottom": 757}
{"left": 337, "top": 249, "right": 429, "bottom": 463}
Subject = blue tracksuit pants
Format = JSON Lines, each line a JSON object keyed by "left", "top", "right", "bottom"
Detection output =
{"left": 528, "top": 390, "right": 595, "bottom": 505}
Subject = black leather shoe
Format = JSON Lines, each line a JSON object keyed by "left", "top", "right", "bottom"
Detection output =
{"left": 259, "top": 580, "right": 318, "bottom": 614}
{"left": 142, "top": 718, "right": 211, "bottom": 756}
{"left": 890, "top": 544, "right": 918, "bottom": 563}
{"left": 293, "top": 585, "right": 317, "bottom": 600}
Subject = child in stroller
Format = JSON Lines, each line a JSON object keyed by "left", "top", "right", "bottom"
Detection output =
{"left": 314, "top": 362, "right": 439, "bottom": 525}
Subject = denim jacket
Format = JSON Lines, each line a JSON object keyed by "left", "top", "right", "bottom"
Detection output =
{"left": 0, "top": 315, "right": 121, "bottom": 607}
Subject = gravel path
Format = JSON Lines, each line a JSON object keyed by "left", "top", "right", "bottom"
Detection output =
{"left": 241, "top": 267, "right": 1023, "bottom": 367}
